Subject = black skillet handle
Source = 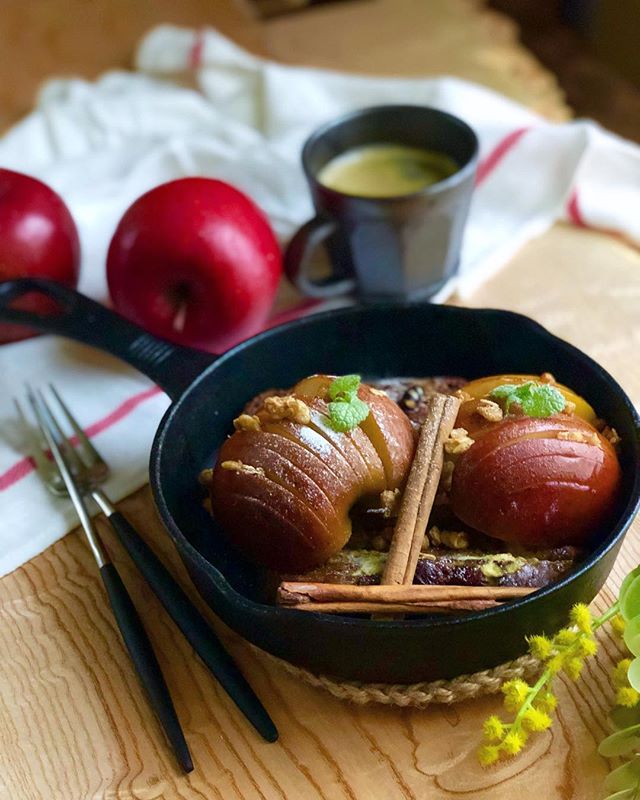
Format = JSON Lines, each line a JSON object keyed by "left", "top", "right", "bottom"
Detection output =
{"left": 0, "top": 278, "right": 216, "bottom": 400}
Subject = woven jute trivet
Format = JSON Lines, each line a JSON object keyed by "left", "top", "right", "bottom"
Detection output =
{"left": 262, "top": 651, "right": 542, "bottom": 708}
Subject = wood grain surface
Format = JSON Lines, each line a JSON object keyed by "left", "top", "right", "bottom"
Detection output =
{"left": 0, "top": 1, "right": 637, "bottom": 798}
{"left": 1, "top": 223, "right": 638, "bottom": 800}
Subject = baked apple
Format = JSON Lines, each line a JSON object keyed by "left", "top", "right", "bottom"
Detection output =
{"left": 210, "top": 376, "right": 415, "bottom": 571}
{"left": 450, "top": 415, "right": 621, "bottom": 548}
{"left": 461, "top": 374, "right": 596, "bottom": 424}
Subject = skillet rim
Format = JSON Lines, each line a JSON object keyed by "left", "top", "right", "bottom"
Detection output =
{"left": 149, "top": 301, "right": 640, "bottom": 631}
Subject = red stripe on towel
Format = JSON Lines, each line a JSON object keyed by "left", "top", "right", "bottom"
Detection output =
{"left": 0, "top": 385, "right": 163, "bottom": 492}
{"left": 188, "top": 29, "right": 205, "bottom": 70}
{"left": 566, "top": 190, "right": 587, "bottom": 228}
{"left": 475, "top": 127, "right": 530, "bottom": 186}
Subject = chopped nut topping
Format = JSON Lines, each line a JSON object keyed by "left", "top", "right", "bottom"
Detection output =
{"left": 557, "top": 430, "right": 601, "bottom": 446}
{"left": 263, "top": 395, "right": 311, "bottom": 425}
{"left": 379, "top": 488, "right": 401, "bottom": 518}
{"left": 428, "top": 526, "right": 470, "bottom": 550}
{"left": 540, "top": 372, "right": 556, "bottom": 384}
{"left": 454, "top": 389, "right": 473, "bottom": 403}
{"left": 233, "top": 413, "right": 261, "bottom": 432}
{"left": 444, "top": 427, "right": 475, "bottom": 455}
{"left": 221, "top": 460, "right": 265, "bottom": 476}
{"left": 198, "top": 468, "right": 213, "bottom": 487}
{"left": 602, "top": 426, "right": 621, "bottom": 447}
{"left": 564, "top": 400, "right": 576, "bottom": 415}
{"left": 440, "top": 459, "right": 455, "bottom": 492}
{"left": 475, "top": 398, "right": 503, "bottom": 422}
{"left": 369, "top": 387, "right": 388, "bottom": 397}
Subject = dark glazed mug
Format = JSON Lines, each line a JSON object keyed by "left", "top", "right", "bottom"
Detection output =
{"left": 284, "top": 104, "right": 479, "bottom": 301}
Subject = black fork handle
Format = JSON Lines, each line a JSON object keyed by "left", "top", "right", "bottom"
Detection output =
{"left": 100, "top": 562, "right": 194, "bottom": 772}
{"left": 102, "top": 506, "right": 278, "bottom": 742}
{"left": 0, "top": 279, "right": 217, "bottom": 400}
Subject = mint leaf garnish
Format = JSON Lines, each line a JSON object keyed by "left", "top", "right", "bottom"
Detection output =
{"left": 490, "top": 381, "right": 565, "bottom": 418}
{"left": 326, "top": 375, "right": 370, "bottom": 431}
{"left": 328, "top": 397, "right": 370, "bottom": 432}
{"left": 328, "top": 374, "right": 361, "bottom": 402}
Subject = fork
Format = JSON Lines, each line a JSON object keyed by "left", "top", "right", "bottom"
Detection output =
{"left": 21, "top": 387, "right": 194, "bottom": 773}
{"left": 20, "top": 384, "right": 278, "bottom": 744}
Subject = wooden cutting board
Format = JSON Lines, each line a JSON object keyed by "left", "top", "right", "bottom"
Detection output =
{"left": 0, "top": 2, "right": 637, "bottom": 798}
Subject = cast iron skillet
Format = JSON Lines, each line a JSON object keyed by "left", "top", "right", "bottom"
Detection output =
{"left": 2, "top": 278, "right": 639, "bottom": 684}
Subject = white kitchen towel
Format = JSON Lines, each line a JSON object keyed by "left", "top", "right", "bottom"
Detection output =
{"left": 0, "top": 25, "right": 638, "bottom": 576}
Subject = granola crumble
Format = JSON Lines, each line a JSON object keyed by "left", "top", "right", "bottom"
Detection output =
{"left": 263, "top": 395, "right": 311, "bottom": 425}
{"left": 428, "top": 525, "right": 470, "bottom": 550}
{"left": 557, "top": 430, "right": 601, "bottom": 446}
{"left": 475, "top": 398, "right": 503, "bottom": 422}
{"left": 221, "top": 460, "right": 265, "bottom": 476}
{"left": 602, "top": 426, "right": 622, "bottom": 447}
{"left": 444, "top": 427, "right": 475, "bottom": 455}
{"left": 233, "top": 413, "right": 261, "bottom": 432}
{"left": 454, "top": 388, "right": 473, "bottom": 403}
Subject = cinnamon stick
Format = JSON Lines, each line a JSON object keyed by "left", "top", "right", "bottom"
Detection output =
{"left": 277, "top": 582, "right": 534, "bottom": 605}
{"left": 382, "top": 393, "right": 461, "bottom": 586}
{"left": 282, "top": 600, "right": 502, "bottom": 615}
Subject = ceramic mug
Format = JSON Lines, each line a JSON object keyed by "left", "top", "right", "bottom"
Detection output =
{"left": 284, "top": 104, "right": 479, "bottom": 301}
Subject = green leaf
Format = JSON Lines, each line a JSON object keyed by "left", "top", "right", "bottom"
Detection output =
{"left": 628, "top": 659, "right": 640, "bottom": 692}
{"left": 489, "top": 384, "right": 520, "bottom": 399}
{"left": 520, "top": 384, "right": 566, "bottom": 417}
{"left": 328, "top": 374, "right": 361, "bottom": 401}
{"left": 611, "top": 706, "right": 640, "bottom": 732}
{"left": 605, "top": 789, "right": 640, "bottom": 800}
{"left": 489, "top": 381, "right": 565, "bottom": 418}
{"left": 327, "top": 397, "right": 370, "bottom": 432}
{"left": 599, "top": 725, "right": 640, "bottom": 757}
{"left": 604, "top": 757, "right": 640, "bottom": 793}
{"left": 621, "top": 565, "right": 640, "bottom": 607}
{"left": 625, "top": 617, "right": 640, "bottom": 658}
{"left": 622, "top": 576, "right": 640, "bottom": 622}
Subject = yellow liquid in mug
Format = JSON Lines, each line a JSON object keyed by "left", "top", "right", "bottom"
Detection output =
{"left": 317, "top": 143, "right": 459, "bottom": 198}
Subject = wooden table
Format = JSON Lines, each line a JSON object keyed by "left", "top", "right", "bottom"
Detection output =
{"left": 1, "top": 2, "right": 637, "bottom": 798}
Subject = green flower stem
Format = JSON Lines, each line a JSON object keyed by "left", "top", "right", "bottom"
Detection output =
{"left": 593, "top": 601, "right": 620, "bottom": 630}
{"left": 511, "top": 669, "right": 552, "bottom": 731}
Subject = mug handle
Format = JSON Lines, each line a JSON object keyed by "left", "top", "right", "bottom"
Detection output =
{"left": 284, "top": 216, "right": 356, "bottom": 298}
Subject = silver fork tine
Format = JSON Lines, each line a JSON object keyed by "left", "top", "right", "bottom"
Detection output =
{"left": 26, "top": 389, "right": 108, "bottom": 567}
{"left": 48, "top": 384, "right": 108, "bottom": 472}
{"left": 26, "top": 384, "right": 85, "bottom": 475}
{"left": 14, "top": 398, "right": 64, "bottom": 493}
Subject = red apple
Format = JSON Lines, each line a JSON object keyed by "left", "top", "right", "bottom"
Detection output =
{"left": 450, "top": 416, "right": 622, "bottom": 548}
{"left": 107, "top": 178, "right": 282, "bottom": 353}
{"left": 0, "top": 169, "right": 80, "bottom": 343}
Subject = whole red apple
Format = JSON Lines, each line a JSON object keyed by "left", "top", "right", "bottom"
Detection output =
{"left": 107, "top": 178, "right": 282, "bottom": 353}
{"left": 0, "top": 169, "right": 80, "bottom": 343}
